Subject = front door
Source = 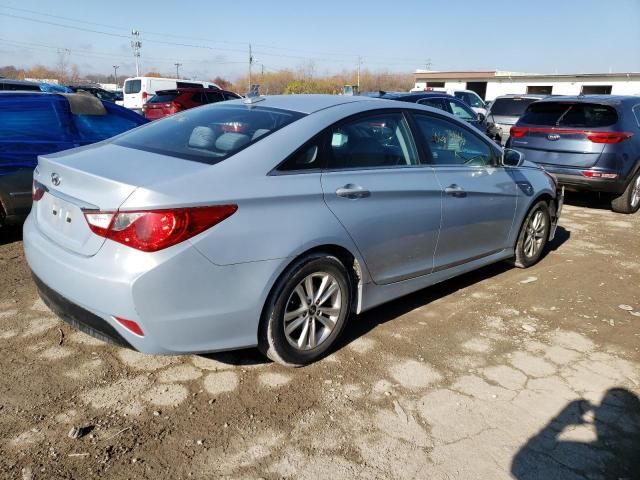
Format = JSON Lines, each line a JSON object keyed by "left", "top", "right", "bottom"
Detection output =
{"left": 411, "top": 113, "right": 518, "bottom": 271}
{"left": 320, "top": 111, "right": 442, "bottom": 285}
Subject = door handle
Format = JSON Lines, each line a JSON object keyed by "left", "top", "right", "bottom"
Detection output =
{"left": 444, "top": 184, "right": 467, "bottom": 197}
{"left": 336, "top": 184, "right": 371, "bottom": 199}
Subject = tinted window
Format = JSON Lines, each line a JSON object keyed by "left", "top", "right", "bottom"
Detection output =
{"left": 490, "top": 98, "right": 539, "bottom": 117}
{"left": 114, "top": 104, "right": 304, "bottom": 164}
{"left": 520, "top": 102, "right": 618, "bottom": 128}
{"left": 73, "top": 107, "right": 144, "bottom": 142}
{"left": 204, "top": 91, "right": 225, "bottom": 103}
{"left": 1, "top": 81, "right": 41, "bottom": 91}
{"left": 328, "top": 113, "right": 418, "bottom": 169}
{"left": 177, "top": 81, "right": 200, "bottom": 88}
{"left": 191, "top": 93, "right": 207, "bottom": 104}
{"left": 124, "top": 80, "right": 141, "bottom": 94}
{"left": 0, "top": 96, "right": 67, "bottom": 140}
{"left": 446, "top": 100, "right": 476, "bottom": 120}
{"left": 224, "top": 92, "right": 241, "bottom": 100}
{"left": 414, "top": 114, "right": 492, "bottom": 167}
{"left": 148, "top": 92, "right": 179, "bottom": 103}
{"left": 417, "top": 98, "right": 446, "bottom": 111}
{"left": 633, "top": 105, "right": 640, "bottom": 128}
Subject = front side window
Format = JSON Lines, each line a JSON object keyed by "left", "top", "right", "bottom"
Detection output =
{"left": 413, "top": 114, "right": 493, "bottom": 167}
{"left": 114, "top": 104, "right": 304, "bottom": 164}
{"left": 327, "top": 113, "right": 419, "bottom": 169}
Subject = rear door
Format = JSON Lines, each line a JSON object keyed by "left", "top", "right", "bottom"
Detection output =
{"left": 123, "top": 79, "right": 142, "bottom": 110}
{"left": 509, "top": 102, "right": 616, "bottom": 168}
{"left": 411, "top": 112, "right": 517, "bottom": 270}
{"left": 320, "top": 110, "right": 442, "bottom": 285}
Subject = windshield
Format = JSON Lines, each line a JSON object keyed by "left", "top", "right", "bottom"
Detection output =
{"left": 490, "top": 98, "right": 539, "bottom": 117}
{"left": 114, "top": 104, "right": 305, "bottom": 164}
{"left": 519, "top": 102, "right": 618, "bottom": 128}
{"left": 124, "top": 79, "right": 141, "bottom": 94}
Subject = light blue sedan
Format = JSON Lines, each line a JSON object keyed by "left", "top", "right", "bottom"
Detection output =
{"left": 24, "top": 94, "right": 562, "bottom": 366}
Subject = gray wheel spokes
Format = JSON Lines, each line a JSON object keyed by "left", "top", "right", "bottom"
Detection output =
{"left": 632, "top": 176, "right": 640, "bottom": 207}
{"left": 284, "top": 272, "right": 342, "bottom": 351}
{"left": 523, "top": 208, "right": 546, "bottom": 258}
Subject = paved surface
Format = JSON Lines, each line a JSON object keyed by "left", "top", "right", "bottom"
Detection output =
{"left": 1, "top": 195, "right": 639, "bottom": 479}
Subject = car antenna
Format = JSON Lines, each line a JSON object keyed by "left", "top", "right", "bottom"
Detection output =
{"left": 243, "top": 84, "right": 265, "bottom": 105}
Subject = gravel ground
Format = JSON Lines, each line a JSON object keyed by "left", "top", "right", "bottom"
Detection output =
{"left": 1, "top": 194, "right": 639, "bottom": 480}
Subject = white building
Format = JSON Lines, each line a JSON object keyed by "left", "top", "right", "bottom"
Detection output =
{"left": 413, "top": 70, "right": 640, "bottom": 101}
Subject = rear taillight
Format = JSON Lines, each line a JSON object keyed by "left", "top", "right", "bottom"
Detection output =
{"left": 142, "top": 91, "right": 148, "bottom": 102}
{"left": 84, "top": 205, "right": 237, "bottom": 252}
{"left": 169, "top": 102, "right": 184, "bottom": 114}
{"left": 32, "top": 180, "right": 45, "bottom": 201}
{"left": 509, "top": 126, "right": 633, "bottom": 144}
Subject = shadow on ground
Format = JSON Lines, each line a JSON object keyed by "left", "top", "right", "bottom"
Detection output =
{"left": 0, "top": 224, "right": 22, "bottom": 246}
{"left": 511, "top": 388, "right": 640, "bottom": 480}
{"left": 563, "top": 191, "right": 612, "bottom": 211}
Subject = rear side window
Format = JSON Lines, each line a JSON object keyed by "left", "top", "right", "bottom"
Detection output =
{"left": 224, "top": 92, "right": 241, "bottom": 100}
{"left": 149, "top": 92, "right": 179, "bottom": 103}
{"left": 418, "top": 98, "right": 447, "bottom": 111}
{"left": 446, "top": 100, "right": 476, "bottom": 120}
{"left": 73, "top": 107, "right": 145, "bottom": 142}
{"left": 490, "top": 98, "right": 539, "bottom": 117}
{"left": 114, "top": 104, "right": 304, "bottom": 164}
{"left": 0, "top": 96, "right": 67, "bottom": 141}
{"left": 520, "top": 102, "right": 618, "bottom": 128}
{"left": 204, "top": 92, "right": 225, "bottom": 103}
{"left": 124, "top": 80, "right": 141, "bottom": 94}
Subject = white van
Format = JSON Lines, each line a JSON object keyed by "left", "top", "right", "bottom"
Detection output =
{"left": 123, "top": 77, "right": 220, "bottom": 113}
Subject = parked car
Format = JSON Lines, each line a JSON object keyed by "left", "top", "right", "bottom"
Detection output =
{"left": 123, "top": 77, "right": 221, "bottom": 113}
{"left": 0, "top": 79, "right": 42, "bottom": 91}
{"left": 507, "top": 95, "right": 640, "bottom": 214}
{"left": 143, "top": 87, "right": 241, "bottom": 120}
{"left": 412, "top": 88, "right": 488, "bottom": 117}
{"left": 67, "top": 85, "right": 120, "bottom": 103}
{"left": 484, "top": 94, "right": 548, "bottom": 145}
{"left": 0, "top": 92, "right": 147, "bottom": 227}
{"left": 25, "top": 95, "right": 562, "bottom": 366}
{"left": 372, "top": 91, "right": 482, "bottom": 128}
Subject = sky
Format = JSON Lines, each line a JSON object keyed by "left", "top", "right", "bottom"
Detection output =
{"left": 0, "top": 0, "right": 639, "bottom": 81}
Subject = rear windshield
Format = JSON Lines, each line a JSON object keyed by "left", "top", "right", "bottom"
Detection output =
{"left": 148, "top": 92, "right": 179, "bottom": 103}
{"left": 114, "top": 104, "right": 305, "bottom": 164}
{"left": 490, "top": 97, "right": 539, "bottom": 117}
{"left": 124, "top": 80, "right": 141, "bottom": 94}
{"left": 519, "top": 102, "right": 618, "bottom": 128}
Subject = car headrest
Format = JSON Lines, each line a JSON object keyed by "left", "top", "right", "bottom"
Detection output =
{"left": 252, "top": 128, "right": 270, "bottom": 141}
{"left": 188, "top": 127, "right": 217, "bottom": 149}
{"left": 216, "top": 132, "right": 250, "bottom": 152}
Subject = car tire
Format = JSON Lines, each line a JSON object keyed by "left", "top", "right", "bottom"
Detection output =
{"left": 611, "top": 170, "right": 640, "bottom": 214}
{"left": 513, "top": 200, "right": 551, "bottom": 269}
{"left": 258, "top": 253, "right": 352, "bottom": 367}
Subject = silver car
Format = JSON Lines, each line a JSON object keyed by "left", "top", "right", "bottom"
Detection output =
{"left": 24, "top": 95, "right": 562, "bottom": 366}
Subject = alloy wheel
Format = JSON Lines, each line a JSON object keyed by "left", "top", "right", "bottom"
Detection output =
{"left": 523, "top": 209, "right": 547, "bottom": 258}
{"left": 283, "top": 272, "right": 342, "bottom": 351}
{"left": 631, "top": 175, "right": 640, "bottom": 209}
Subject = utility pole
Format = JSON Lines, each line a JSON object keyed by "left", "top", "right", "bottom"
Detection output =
{"left": 248, "top": 43, "right": 254, "bottom": 90}
{"left": 425, "top": 58, "right": 432, "bottom": 71}
{"left": 113, "top": 65, "right": 119, "bottom": 89}
{"left": 174, "top": 63, "right": 182, "bottom": 79}
{"left": 131, "top": 30, "right": 141, "bottom": 77}
{"left": 356, "top": 56, "right": 362, "bottom": 90}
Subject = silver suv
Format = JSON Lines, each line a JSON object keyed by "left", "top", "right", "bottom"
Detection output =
{"left": 484, "top": 94, "right": 548, "bottom": 145}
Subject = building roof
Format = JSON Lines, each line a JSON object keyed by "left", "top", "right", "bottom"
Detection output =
{"left": 414, "top": 70, "right": 640, "bottom": 81}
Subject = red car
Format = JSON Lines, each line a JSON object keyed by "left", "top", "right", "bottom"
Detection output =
{"left": 143, "top": 87, "right": 241, "bottom": 120}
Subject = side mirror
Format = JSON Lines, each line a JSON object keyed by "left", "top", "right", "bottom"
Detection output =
{"left": 502, "top": 148, "right": 524, "bottom": 167}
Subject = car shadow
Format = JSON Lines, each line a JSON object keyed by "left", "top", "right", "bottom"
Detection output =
{"left": 564, "top": 190, "right": 612, "bottom": 211}
{"left": 201, "top": 230, "right": 571, "bottom": 368}
{"left": 0, "top": 224, "right": 23, "bottom": 246}
{"left": 511, "top": 388, "right": 640, "bottom": 479}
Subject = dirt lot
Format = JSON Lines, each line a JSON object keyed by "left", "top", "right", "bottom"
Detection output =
{"left": 1, "top": 194, "right": 639, "bottom": 480}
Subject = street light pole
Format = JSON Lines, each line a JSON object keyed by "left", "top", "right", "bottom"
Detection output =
{"left": 174, "top": 62, "right": 182, "bottom": 79}
{"left": 113, "top": 65, "right": 120, "bottom": 89}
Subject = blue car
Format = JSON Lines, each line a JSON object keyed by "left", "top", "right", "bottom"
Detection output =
{"left": 507, "top": 96, "right": 640, "bottom": 213}
{"left": 0, "top": 92, "right": 147, "bottom": 227}
{"left": 24, "top": 95, "right": 562, "bottom": 366}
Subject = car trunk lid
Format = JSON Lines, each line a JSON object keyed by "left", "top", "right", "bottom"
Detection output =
{"left": 33, "top": 143, "right": 209, "bottom": 256}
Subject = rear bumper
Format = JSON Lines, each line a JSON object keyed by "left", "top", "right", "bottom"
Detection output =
{"left": 23, "top": 212, "right": 285, "bottom": 354}
{"left": 542, "top": 165, "right": 626, "bottom": 194}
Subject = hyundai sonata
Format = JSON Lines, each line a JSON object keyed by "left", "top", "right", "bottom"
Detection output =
{"left": 24, "top": 94, "right": 562, "bottom": 366}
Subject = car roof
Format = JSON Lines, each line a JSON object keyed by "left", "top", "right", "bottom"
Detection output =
{"left": 223, "top": 94, "right": 377, "bottom": 114}
{"left": 533, "top": 95, "right": 637, "bottom": 106}
{"left": 493, "top": 94, "right": 549, "bottom": 100}
{"left": 380, "top": 92, "right": 455, "bottom": 101}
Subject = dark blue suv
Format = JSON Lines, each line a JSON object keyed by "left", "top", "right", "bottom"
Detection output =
{"left": 507, "top": 96, "right": 640, "bottom": 213}
{"left": 0, "top": 92, "right": 147, "bottom": 227}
